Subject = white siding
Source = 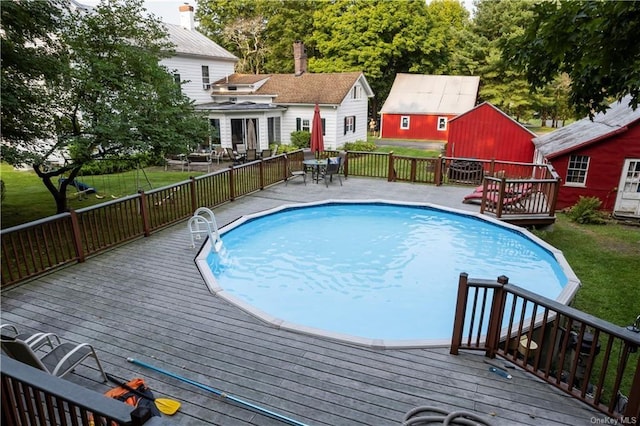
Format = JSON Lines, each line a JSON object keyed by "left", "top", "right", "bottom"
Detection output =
{"left": 335, "top": 82, "right": 369, "bottom": 147}
{"left": 161, "top": 55, "right": 235, "bottom": 105}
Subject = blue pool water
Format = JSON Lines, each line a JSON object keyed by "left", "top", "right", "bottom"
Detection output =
{"left": 205, "top": 202, "right": 570, "bottom": 344}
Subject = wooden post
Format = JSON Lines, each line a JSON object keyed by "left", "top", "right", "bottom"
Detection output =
{"left": 450, "top": 272, "right": 470, "bottom": 355}
{"left": 229, "top": 165, "right": 236, "bottom": 201}
{"left": 435, "top": 156, "right": 443, "bottom": 186}
{"left": 138, "top": 191, "right": 150, "bottom": 237}
{"left": 410, "top": 158, "right": 417, "bottom": 182}
{"left": 68, "top": 209, "right": 85, "bottom": 263}
{"left": 343, "top": 152, "right": 349, "bottom": 178}
{"left": 624, "top": 352, "right": 640, "bottom": 421}
{"left": 190, "top": 177, "right": 197, "bottom": 213}
{"left": 485, "top": 275, "right": 509, "bottom": 358}
{"left": 259, "top": 160, "right": 265, "bottom": 190}
{"left": 387, "top": 152, "right": 395, "bottom": 182}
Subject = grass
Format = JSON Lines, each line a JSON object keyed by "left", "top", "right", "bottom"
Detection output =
{"left": 0, "top": 163, "right": 204, "bottom": 229}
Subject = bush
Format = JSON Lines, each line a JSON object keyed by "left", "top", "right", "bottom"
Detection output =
{"left": 567, "top": 196, "right": 607, "bottom": 224}
{"left": 343, "top": 140, "right": 376, "bottom": 152}
{"left": 290, "top": 131, "right": 310, "bottom": 148}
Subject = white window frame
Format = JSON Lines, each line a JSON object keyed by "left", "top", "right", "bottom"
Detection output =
{"left": 437, "top": 116, "right": 447, "bottom": 131}
{"left": 400, "top": 116, "right": 410, "bottom": 129}
{"left": 565, "top": 155, "right": 590, "bottom": 186}
{"left": 352, "top": 85, "right": 361, "bottom": 99}
{"left": 201, "top": 65, "right": 210, "bottom": 89}
{"left": 346, "top": 116, "right": 355, "bottom": 132}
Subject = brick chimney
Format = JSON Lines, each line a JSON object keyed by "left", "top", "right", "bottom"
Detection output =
{"left": 293, "top": 41, "right": 307, "bottom": 76}
{"left": 179, "top": 3, "right": 195, "bottom": 31}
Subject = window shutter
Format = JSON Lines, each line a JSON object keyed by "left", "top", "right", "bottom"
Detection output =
{"left": 322, "top": 118, "right": 326, "bottom": 136}
{"left": 353, "top": 116, "right": 356, "bottom": 133}
{"left": 296, "top": 118, "right": 301, "bottom": 131}
{"left": 344, "top": 117, "right": 347, "bottom": 135}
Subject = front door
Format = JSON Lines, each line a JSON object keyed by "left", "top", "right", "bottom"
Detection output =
{"left": 614, "top": 158, "right": 640, "bottom": 217}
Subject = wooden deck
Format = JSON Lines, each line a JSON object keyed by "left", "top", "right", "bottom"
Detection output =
{"left": 1, "top": 178, "right": 601, "bottom": 425}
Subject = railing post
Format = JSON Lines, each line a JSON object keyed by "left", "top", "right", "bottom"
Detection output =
{"left": 343, "top": 151, "right": 349, "bottom": 178}
{"left": 623, "top": 344, "right": 640, "bottom": 421}
{"left": 387, "top": 152, "right": 395, "bottom": 182}
{"left": 485, "top": 275, "right": 508, "bottom": 358}
{"left": 489, "top": 159, "right": 495, "bottom": 176}
{"left": 259, "top": 160, "right": 265, "bottom": 190}
{"left": 495, "top": 178, "right": 507, "bottom": 218}
{"left": 68, "top": 209, "right": 85, "bottom": 263}
{"left": 435, "top": 156, "right": 443, "bottom": 186}
{"left": 229, "top": 165, "right": 236, "bottom": 201}
{"left": 190, "top": 177, "right": 197, "bottom": 213}
{"left": 450, "top": 272, "right": 470, "bottom": 355}
{"left": 138, "top": 191, "right": 150, "bottom": 237}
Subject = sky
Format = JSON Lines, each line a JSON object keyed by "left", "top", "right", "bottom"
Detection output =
{"left": 80, "top": 1, "right": 198, "bottom": 25}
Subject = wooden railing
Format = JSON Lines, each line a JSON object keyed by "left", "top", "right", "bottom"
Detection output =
{"left": 1, "top": 151, "right": 558, "bottom": 288}
{"left": 451, "top": 273, "right": 640, "bottom": 422}
{"left": 0, "top": 355, "right": 165, "bottom": 425}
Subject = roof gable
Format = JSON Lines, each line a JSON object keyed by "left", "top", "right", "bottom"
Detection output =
{"left": 212, "top": 72, "right": 373, "bottom": 105}
{"left": 533, "top": 96, "right": 640, "bottom": 158}
{"left": 450, "top": 102, "right": 537, "bottom": 137}
{"left": 380, "top": 74, "right": 480, "bottom": 115}
{"left": 163, "top": 23, "right": 237, "bottom": 61}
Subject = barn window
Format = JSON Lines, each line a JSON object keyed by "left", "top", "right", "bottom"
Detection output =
{"left": 437, "top": 117, "right": 447, "bottom": 131}
{"left": 566, "top": 155, "right": 590, "bottom": 185}
{"left": 401, "top": 116, "right": 410, "bottom": 129}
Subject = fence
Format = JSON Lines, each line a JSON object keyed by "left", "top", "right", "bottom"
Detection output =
{"left": 450, "top": 273, "right": 640, "bottom": 422}
{"left": 0, "top": 355, "right": 164, "bottom": 425}
{"left": 1, "top": 151, "right": 558, "bottom": 288}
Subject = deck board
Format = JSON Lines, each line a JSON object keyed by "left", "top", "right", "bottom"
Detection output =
{"left": 1, "top": 178, "right": 601, "bottom": 425}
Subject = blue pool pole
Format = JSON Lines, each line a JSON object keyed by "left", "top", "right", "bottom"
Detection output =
{"left": 127, "top": 357, "right": 308, "bottom": 426}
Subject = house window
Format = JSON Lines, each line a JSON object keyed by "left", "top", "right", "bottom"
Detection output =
{"left": 344, "top": 116, "right": 355, "bottom": 134}
{"left": 201, "top": 65, "right": 210, "bottom": 89}
{"left": 268, "top": 117, "right": 281, "bottom": 143}
{"left": 296, "top": 118, "right": 310, "bottom": 132}
{"left": 209, "top": 119, "right": 220, "bottom": 145}
{"left": 437, "top": 117, "right": 447, "bottom": 131}
{"left": 400, "top": 116, "right": 410, "bottom": 129}
{"left": 352, "top": 85, "right": 361, "bottom": 99}
{"left": 566, "top": 155, "right": 590, "bottom": 185}
{"left": 173, "top": 73, "right": 181, "bottom": 84}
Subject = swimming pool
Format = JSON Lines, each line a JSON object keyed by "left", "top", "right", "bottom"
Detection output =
{"left": 195, "top": 200, "right": 579, "bottom": 348}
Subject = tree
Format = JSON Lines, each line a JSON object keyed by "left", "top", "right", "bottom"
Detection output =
{"left": 1, "top": 0, "right": 68, "bottom": 165}
{"left": 505, "top": 0, "right": 640, "bottom": 117}
{"left": 2, "top": 0, "right": 208, "bottom": 213}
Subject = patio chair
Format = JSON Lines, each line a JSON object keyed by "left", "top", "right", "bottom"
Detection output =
{"left": 246, "top": 148, "right": 258, "bottom": 162}
{"left": 260, "top": 149, "right": 272, "bottom": 159}
{"left": 212, "top": 146, "right": 225, "bottom": 164}
{"left": 284, "top": 154, "right": 306, "bottom": 185}
{"left": 1, "top": 335, "right": 108, "bottom": 382}
{"left": 323, "top": 156, "right": 342, "bottom": 188}
{"left": 0, "top": 324, "right": 60, "bottom": 352}
{"left": 226, "top": 148, "right": 244, "bottom": 165}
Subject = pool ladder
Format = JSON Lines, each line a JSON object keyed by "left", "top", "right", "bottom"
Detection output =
{"left": 188, "top": 207, "right": 223, "bottom": 251}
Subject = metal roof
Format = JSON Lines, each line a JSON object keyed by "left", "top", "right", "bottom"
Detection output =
{"left": 533, "top": 96, "right": 640, "bottom": 158}
{"left": 163, "top": 23, "right": 237, "bottom": 61}
{"left": 380, "top": 74, "right": 479, "bottom": 115}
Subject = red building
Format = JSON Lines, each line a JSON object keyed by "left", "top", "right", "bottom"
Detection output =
{"left": 379, "top": 74, "right": 479, "bottom": 141}
{"left": 533, "top": 96, "right": 640, "bottom": 217}
{"left": 446, "top": 102, "right": 536, "bottom": 162}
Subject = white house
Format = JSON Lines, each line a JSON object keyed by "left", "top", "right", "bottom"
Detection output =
{"left": 160, "top": 4, "right": 237, "bottom": 106}
{"left": 196, "top": 42, "right": 374, "bottom": 151}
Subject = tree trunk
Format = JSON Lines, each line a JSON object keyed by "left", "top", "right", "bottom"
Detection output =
{"left": 33, "top": 164, "right": 82, "bottom": 214}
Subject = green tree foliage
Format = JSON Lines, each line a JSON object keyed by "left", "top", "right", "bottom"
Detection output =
{"left": 505, "top": 1, "right": 640, "bottom": 118}
{"left": 2, "top": 0, "right": 208, "bottom": 213}
{"left": 1, "top": 0, "right": 68, "bottom": 163}
{"left": 471, "top": 0, "right": 538, "bottom": 121}
{"left": 311, "top": 0, "right": 446, "bottom": 115}
{"left": 197, "top": 0, "right": 318, "bottom": 74}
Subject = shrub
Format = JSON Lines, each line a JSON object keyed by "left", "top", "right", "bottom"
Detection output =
{"left": 567, "top": 196, "right": 607, "bottom": 224}
{"left": 290, "top": 131, "right": 310, "bottom": 148}
{"left": 343, "top": 140, "right": 376, "bottom": 152}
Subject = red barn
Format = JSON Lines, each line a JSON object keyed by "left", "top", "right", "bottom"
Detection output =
{"left": 379, "top": 74, "right": 479, "bottom": 141}
{"left": 446, "top": 102, "right": 536, "bottom": 162}
{"left": 533, "top": 96, "right": 640, "bottom": 217}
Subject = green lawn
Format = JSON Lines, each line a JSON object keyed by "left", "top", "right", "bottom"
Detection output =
{"left": 0, "top": 163, "right": 204, "bottom": 229}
